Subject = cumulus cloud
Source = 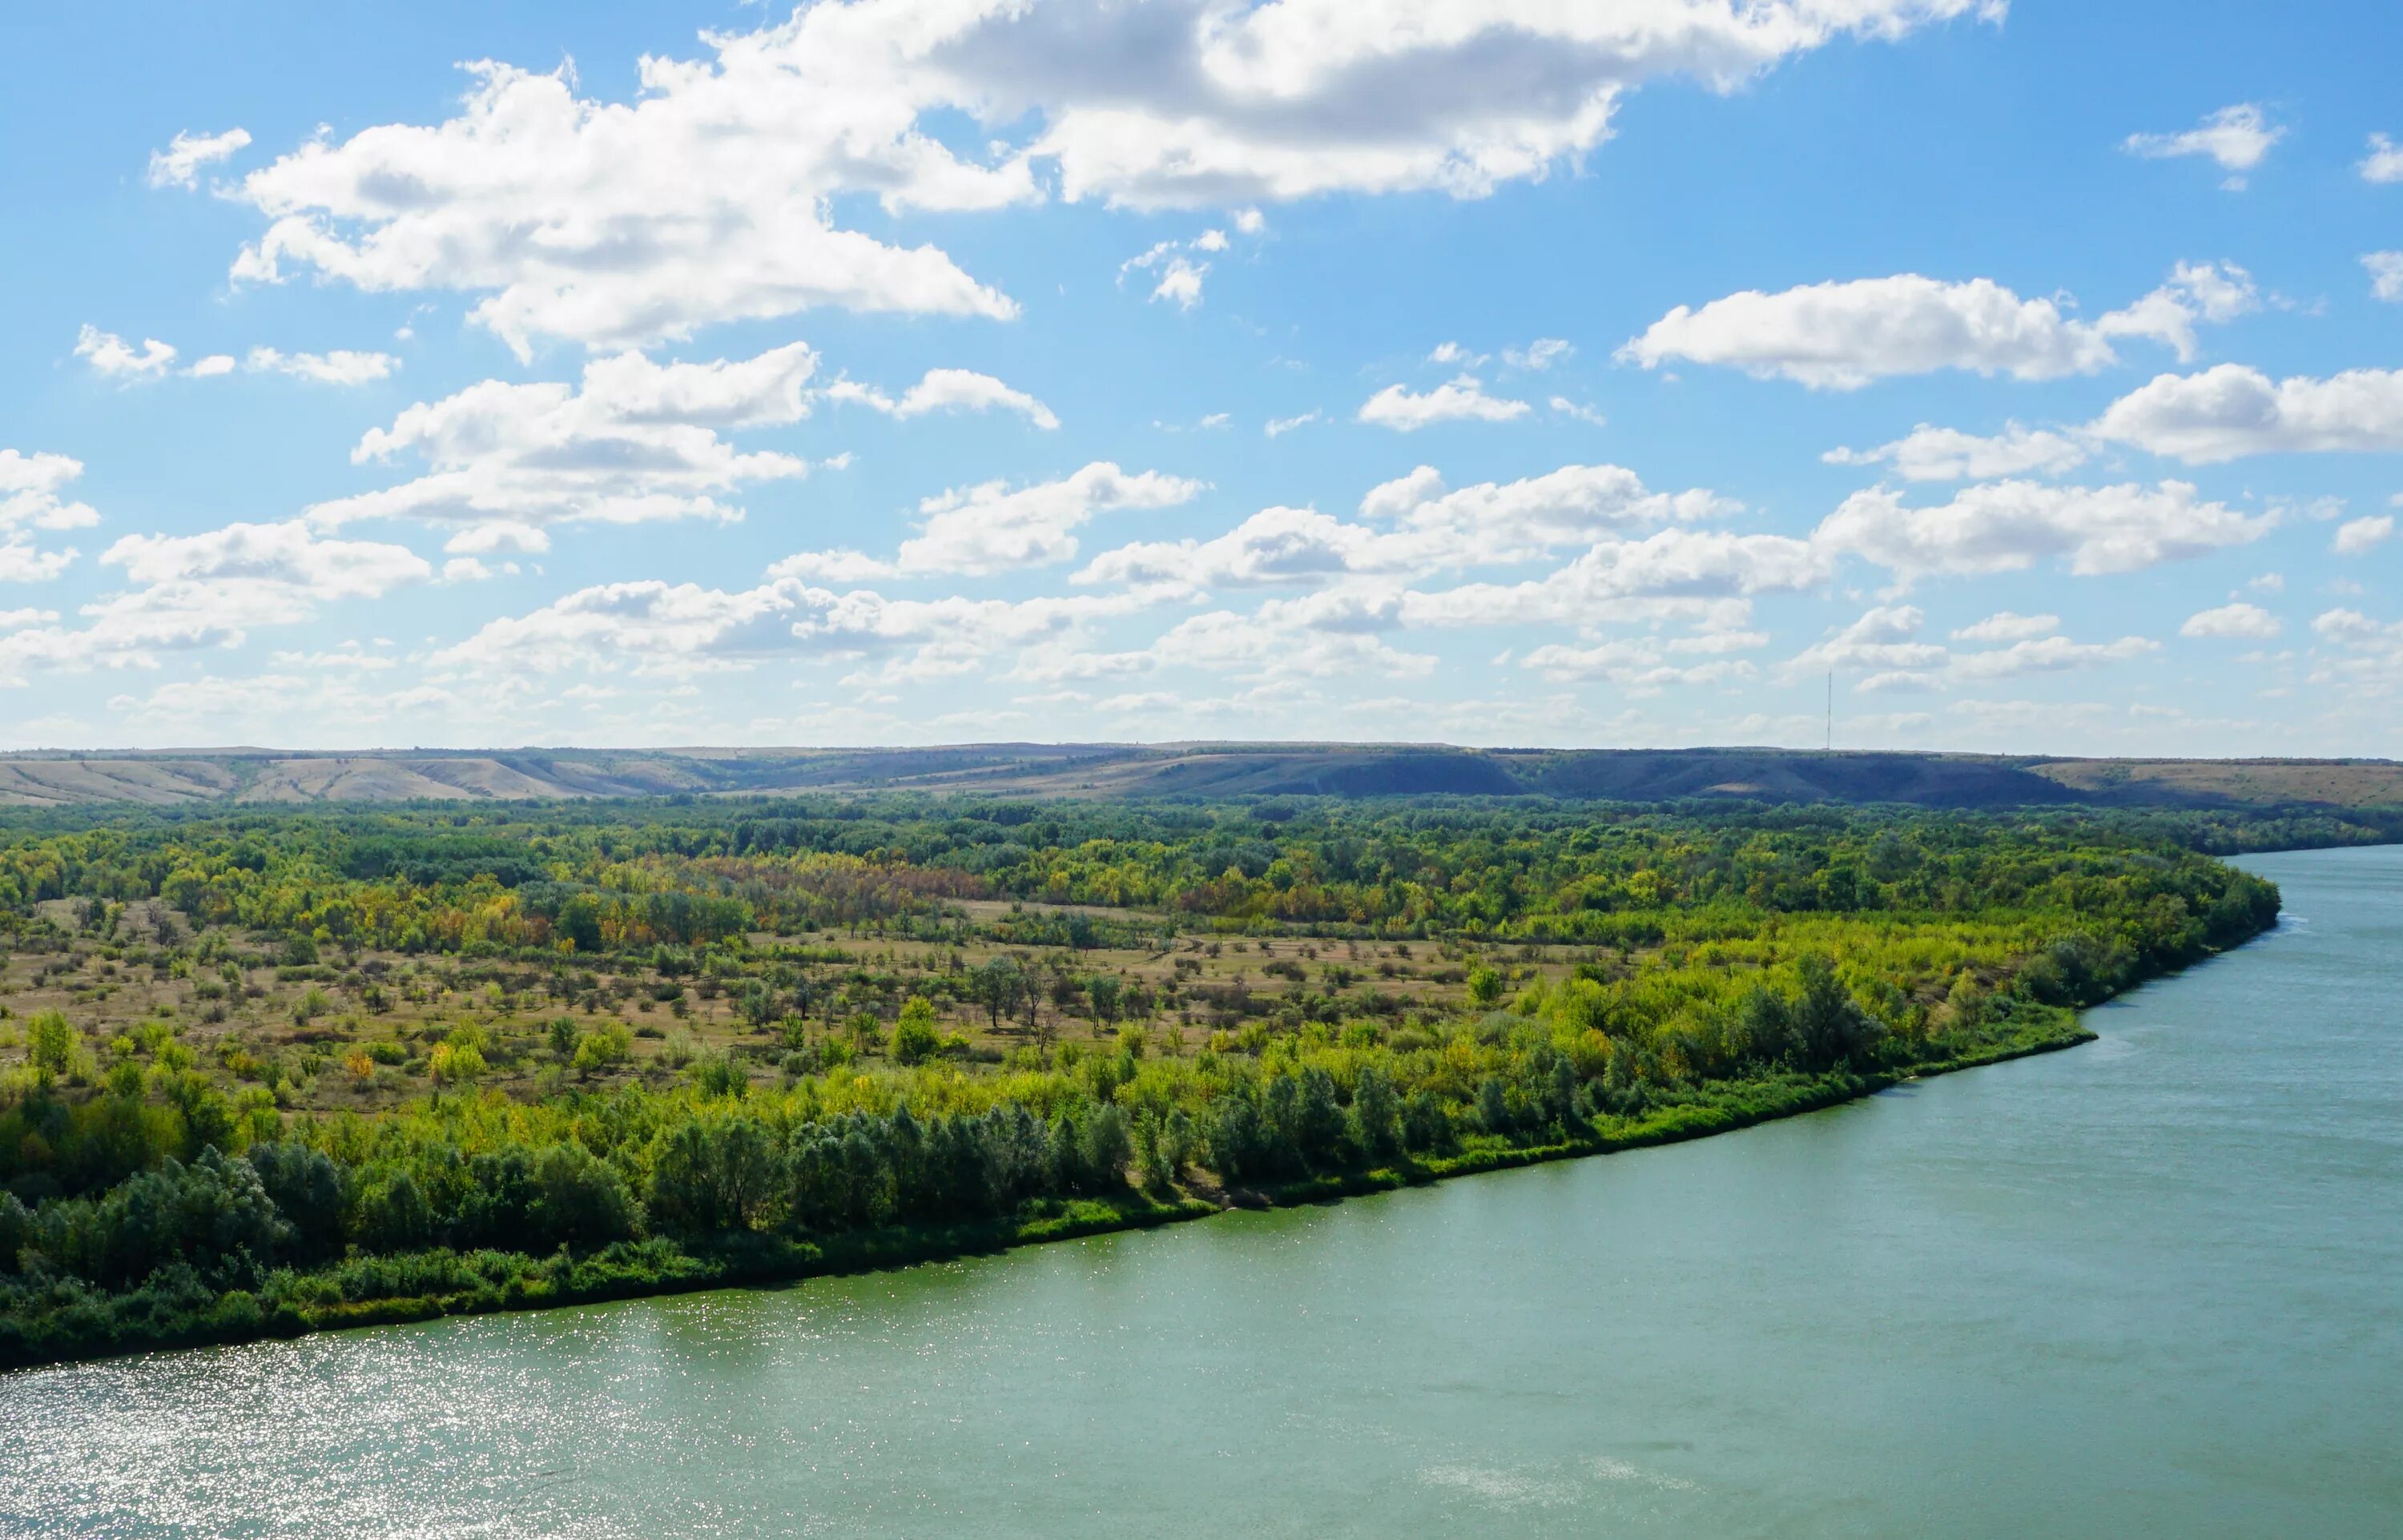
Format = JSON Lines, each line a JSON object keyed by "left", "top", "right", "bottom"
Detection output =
{"left": 2181, "top": 602, "right": 2280, "bottom": 640}
{"left": 2359, "top": 133, "right": 2403, "bottom": 184}
{"left": 2123, "top": 104, "right": 2283, "bottom": 187}
{"left": 78, "top": 327, "right": 397, "bottom": 385}
{"left": 2091, "top": 364, "right": 2403, "bottom": 462}
{"left": 222, "top": 1, "right": 1994, "bottom": 352}
{"left": 1789, "top": 605, "right": 1950, "bottom": 673}
{"left": 772, "top": 462, "right": 1203, "bottom": 581}
{"left": 0, "top": 451, "right": 100, "bottom": 536}
{"left": 2333, "top": 514, "right": 2395, "bottom": 555}
{"left": 147, "top": 127, "right": 252, "bottom": 189}
{"left": 1814, "top": 479, "right": 2273, "bottom": 583}
{"left": 1788, "top": 605, "right": 2153, "bottom": 690}
{"left": 0, "top": 521, "right": 430, "bottom": 686}
{"left": 1079, "top": 461, "right": 1729, "bottom": 589}
{"left": 1264, "top": 411, "right": 1321, "bottom": 437}
{"left": 1946, "top": 633, "right": 2158, "bottom": 678}
{"left": 1620, "top": 263, "right": 2254, "bottom": 389}
{"left": 1824, "top": 421, "right": 2089, "bottom": 481}
{"left": 893, "top": 463, "right": 1202, "bottom": 577}
{"left": 1011, "top": 0, "right": 2000, "bottom": 208}
{"left": 826, "top": 368, "right": 1058, "bottom": 428}
{"left": 245, "top": 347, "right": 398, "bottom": 384}
{"left": 1358, "top": 374, "right": 1530, "bottom": 430}
{"left": 1503, "top": 339, "right": 1573, "bottom": 371}
{"left": 74, "top": 325, "right": 178, "bottom": 380}
{"left": 1120, "top": 231, "right": 1233, "bottom": 310}
{"left": 1399, "top": 529, "right": 1829, "bottom": 629}
{"left": 2367, "top": 252, "right": 2403, "bottom": 303}
{"left": 434, "top": 571, "right": 1145, "bottom": 683}
{"left": 0, "top": 449, "right": 99, "bottom": 588}
{"left": 1950, "top": 610, "right": 2058, "bottom": 643}
{"left": 310, "top": 343, "right": 820, "bottom": 533}
{"left": 2308, "top": 607, "right": 2403, "bottom": 694}
{"left": 1517, "top": 637, "right": 1754, "bottom": 692}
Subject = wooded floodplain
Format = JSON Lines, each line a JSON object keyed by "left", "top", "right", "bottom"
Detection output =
{"left": 0, "top": 794, "right": 2307, "bottom": 1368}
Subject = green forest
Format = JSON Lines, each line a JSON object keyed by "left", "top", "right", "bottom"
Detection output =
{"left": 0, "top": 794, "right": 2300, "bottom": 1369}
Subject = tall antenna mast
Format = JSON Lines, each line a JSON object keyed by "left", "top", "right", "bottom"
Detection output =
{"left": 1825, "top": 672, "right": 1833, "bottom": 753}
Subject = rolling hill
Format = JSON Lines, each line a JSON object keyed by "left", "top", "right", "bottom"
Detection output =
{"left": 0, "top": 744, "right": 2397, "bottom": 811}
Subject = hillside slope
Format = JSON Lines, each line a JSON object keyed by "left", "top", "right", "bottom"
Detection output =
{"left": 2, "top": 745, "right": 2398, "bottom": 810}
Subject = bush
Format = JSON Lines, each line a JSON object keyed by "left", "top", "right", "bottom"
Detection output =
{"left": 892, "top": 999, "right": 941, "bottom": 1066}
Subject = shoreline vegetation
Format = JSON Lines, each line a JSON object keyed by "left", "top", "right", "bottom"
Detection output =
{"left": 0, "top": 796, "right": 2296, "bottom": 1371}
{"left": 6, "top": 1009, "right": 2103, "bottom": 1372}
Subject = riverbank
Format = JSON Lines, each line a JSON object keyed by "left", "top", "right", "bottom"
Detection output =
{"left": 0, "top": 1003, "right": 2099, "bottom": 1373}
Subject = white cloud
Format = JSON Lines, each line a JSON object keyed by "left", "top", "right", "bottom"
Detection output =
{"left": 1427, "top": 341, "right": 1487, "bottom": 367}
{"left": 2091, "top": 364, "right": 2403, "bottom": 461}
{"left": 1549, "top": 397, "right": 1608, "bottom": 426}
{"left": 1503, "top": 338, "right": 1573, "bottom": 371}
{"left": 1950, "top": 611, "right": 2058, "bottom": 643}
{"left": 1824, "top": 421, "right": 2089, "bottom": 481}
{"left": 436, "top": 572, "right": 1145, "bottom": 684}
{"left": 1518, "top": 637, "right": 1755, "bottom": 692}
{"left": 1399, "top": 529, "right": 1829, "bottom": 629}
{"left": 0, "top": 521, "right": 431, "bottom": 686}
{"left": 2360, "top": 133, "right": 2403, "bottom": 184}
{"left": 78, "top": 328, "right": 399, "bottom": 385}
{"left": 443, "top": 521, "right": 550, "bottom": 556}
{"left": 270, "top": 647, "right": 400, "bottom": 673}
{"left": 1947, "top": 633, "right": 2158, "bottom": 678}
{"left": 310, "top": 343, "right": 819, "bottom": 533}
{"left": 0, "top": 449, "right": 98, "bottom": 587}
{"left": 1081, "top": 461, "right": 1728, "bottom": 589}
{"left": 2364, "top": 252, "right": 2403, "bottom": 303}
{"left": 231, "top": 37, "right": 1027, "bottom": 356}
{"left": 1151, "top": 258, "right": 1209, "bottom": 309}
{"left": 1016, "top": 0, "right": 2000, "bottom": 208}
{"left": 1789, "top": 605, "right": 1949, "bottom": 673}
{"left": 1077, "top": 505, "right": 1376, "bottom": 590}
{"left": 772, "top": 462, "right": 1204, "bottom": 581}
{"left": 0, "top": 450, "right": 101, "bottom": 534}
{"left": 827, "top": 368, "right": 1058, "bottom": 429}
{"left": 2313, "top": 608, "right": 2384, "bottom": 643}
{"left": 1788, "top": 605, "right": 2152, "bottom": 689}
{"left": 104, "top": 520, "right": 430, "bottom": 598}
{"left": 2334, "top": 514, "right": 2395, "bottom": 555}
{"left": 1265, "top": 411, "right": 1322, "bottom": 437}
{"left": 1815, "top": 480, "right": 2273, "bottom": 583}
{"left": 223, "top": 2, "right": 1992, "bottom": 352}
{"left": 2181, "top": 602, "right": 2280, "bottom": 640}
{"left": 245, "top": 347, "right": 398, "bottom": 385}
{"left": 1358, "top": 374, "right": 1530, "bottom": 430}
{"left": 1620, "top": 263, "right": 2254, "bottom": 389}
{"left": 2123, "top": 104, "right": 2283, "bottom": 187}
{"left": 2309, "top": 607, "right": 2403, "bottom": 694}
{"left": 147, "top": 127, "right": 252, "bottom": 189}
{"left": 1119, "top": 236, "right": 1220, "bottom": 309}
{"left": 894, "top": 463, "right": 1202, "bottom": 577}
{"left": 74, "top": 325, "right": 178, "bottom": 380}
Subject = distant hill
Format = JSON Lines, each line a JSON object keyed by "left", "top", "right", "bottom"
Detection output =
{"left": 2, "top": 744, "right": 2399, "bottom": 812}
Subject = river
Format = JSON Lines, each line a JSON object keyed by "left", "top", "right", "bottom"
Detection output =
{"left": 3, "top": 845, "right": 2398, "bottom": 1538}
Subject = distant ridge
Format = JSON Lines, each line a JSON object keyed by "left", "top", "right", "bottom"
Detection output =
{"left": 0, "top": 745, "right": 2398, "bottom": 811}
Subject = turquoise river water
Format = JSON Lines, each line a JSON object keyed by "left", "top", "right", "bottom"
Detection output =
{"left": 2, "top": 844, "right": 2398, "bottom": 1537}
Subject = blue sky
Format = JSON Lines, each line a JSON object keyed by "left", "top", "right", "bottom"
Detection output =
{"left": 4, "top": 0, "right": 2401, "bottom": 755}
